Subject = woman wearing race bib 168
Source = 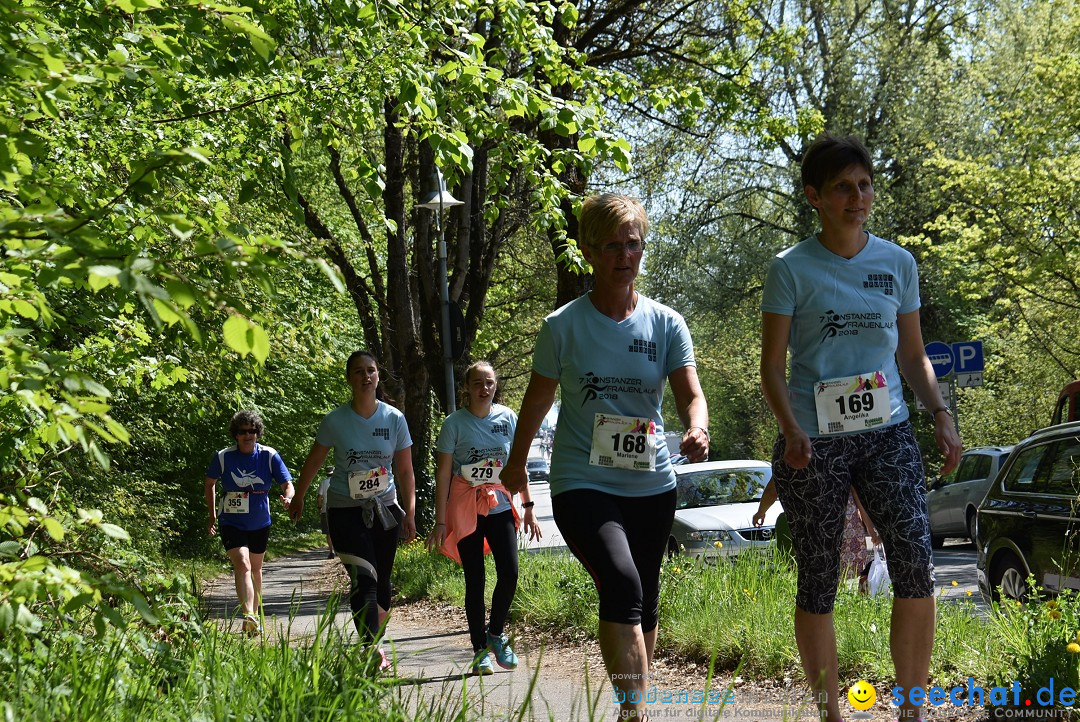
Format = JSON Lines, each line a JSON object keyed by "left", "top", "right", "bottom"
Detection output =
{"left": 501, "top": 194, "right": 709, "bottom": 722}
{"left": 760, "top": 134, "right": 962, "bottom": 722}
{"left": 426, "top": 361, "right": 542, "bottom": 676}
{"left": 287, "top": 350, "right": 417, "bottom": 671}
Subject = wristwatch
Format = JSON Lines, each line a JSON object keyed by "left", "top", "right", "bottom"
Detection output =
{"left": 931, "top": 407, "right": 952, "bottom": 418}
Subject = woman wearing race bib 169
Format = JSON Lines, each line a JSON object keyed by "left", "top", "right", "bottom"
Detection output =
{"left": 426, "top": 361, "right": 542, "bottom": 676}
{"left": 287, "top": 350, "right": 417, "bottom": 671}
{"left": 760, "top": 134, "right": 962, "bottom": 722}
{"left": 501, "top": 194, "right": 709, "bottom": 722}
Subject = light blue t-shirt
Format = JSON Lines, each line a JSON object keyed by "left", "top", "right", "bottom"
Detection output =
{"left": 760, "top": 233, "right": 921, "bottom": 438}
{"left": 436, "top": 404, "right": 517, "bottom": 514}
{"left": 533, "top": 293, "right": 696, "bottom": 497}
{"left": 315, "top": 401, "right": 413, "bottom": 509}
{"left": 206, "top": 444, "right": 292, "bottom": 531}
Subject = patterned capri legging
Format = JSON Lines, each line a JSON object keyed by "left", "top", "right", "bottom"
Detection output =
{"left": 772, "top": 420, "right": 935, "bottom": 614}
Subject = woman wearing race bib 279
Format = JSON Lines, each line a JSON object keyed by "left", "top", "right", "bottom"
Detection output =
{"left": 501, "top": 194, "right": 709, "bottom": 722}
{"left": 425, "top": 360, "right": 542, "bottom": 676}
{"left": 203, "top": 410, "right": 294, "bottom": 636}
{"left": 287, "top": 350, "right": 417, "bottom": 671}
{"left": 760, "top": 135, "right": 962, "bottom": 722}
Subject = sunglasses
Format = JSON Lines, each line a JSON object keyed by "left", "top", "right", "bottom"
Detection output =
{"left": 236, "top": 428, "right": 258, "bottom": 436}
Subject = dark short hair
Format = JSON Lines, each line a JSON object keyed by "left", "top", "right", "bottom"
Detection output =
{"left": 461, "top": 360, "right": 501, "bottom": 406}
{"left": 801, "top": 134, "right": 874, "bottom": 191}
{"left": 229, "top": 410, "right": 264, "bottom": 440}
{"left": 345, "top": 349, "right": 389, "bottom": 402}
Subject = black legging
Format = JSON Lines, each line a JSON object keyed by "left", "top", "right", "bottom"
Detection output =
{"left": 457, "top": 508, "right": 518, "bottom": 651}
{"left": 552, "top": 488, "right": 676, "bottom": 630}
{"left": 327, "top": 504, "right": 402, "bottom": 643}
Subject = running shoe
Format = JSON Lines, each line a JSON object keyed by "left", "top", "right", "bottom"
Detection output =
{"left": 471, "top": 650, "right": 494, "bottom": 676}
{"left": 241, "top": 614, "right": 261, "bottom": 637}
{"left": 486, "top": 631, "right": 518, "bottom": 670}
{"left": 377, "top": 647, "right": 392, "bottom": 673}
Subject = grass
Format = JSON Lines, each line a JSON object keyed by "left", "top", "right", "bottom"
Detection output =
{"left": 391, "top": 541, "right": 1011, "bottom": 689}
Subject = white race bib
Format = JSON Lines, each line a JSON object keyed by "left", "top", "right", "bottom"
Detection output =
{"left": 461, "top": 458, "right": 503, "bottom": 487}
{"left": 221, "top": 491, "right": 250, "bottom": 514}
{"left": 814, "top": 370, "right": 890, "bottom": 435}
{"left": 589, "top": 413, "right": 657, "bottom": 471}
{"left": 348, "top": 467, "right": 390, "bottom": 500}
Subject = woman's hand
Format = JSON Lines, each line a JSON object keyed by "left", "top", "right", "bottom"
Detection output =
{"left": 782, "top": 426, "right": 813, "bottom": 469}
{"left": 287, "top": 494, "right": 305, "bottom": 522}
{"left": 425, "top": 523, "right": 446, "bottom": 551}
{"left": 501, "top": 463, "right": 527, "bottom": 494}
{"left": 522, "top": 508, "right": 543, "bottom": 542}
{"left": 752, "top": 510, "right": 766, "bottom": 528}
{"left": 207, "top": 516, "right": 217, "bottom": 536}
{"left": 400, "top": 511, "right": 417, "bottom": 543}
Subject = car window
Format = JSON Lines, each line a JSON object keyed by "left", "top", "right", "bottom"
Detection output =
{"left": 1001, "top": 443, "right": 1051, "bottom": 492}
{"left": 953, "top": 455, "right": 980, "bottom": 484}
{"left": 970, "top": 454, "right": 993, "bottom": 481}
{"left": 1044, "top": 436, "right": 1080, "bottom": 496}
{"left": 676, "top": 468, "right": 769, "bottom": 509}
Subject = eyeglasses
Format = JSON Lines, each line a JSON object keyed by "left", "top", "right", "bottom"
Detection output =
{"left": 596, "top": 240, "right": 646, "bottom": 256}
{"left": 236, "top": 428, "right": 258, "bottom": 436}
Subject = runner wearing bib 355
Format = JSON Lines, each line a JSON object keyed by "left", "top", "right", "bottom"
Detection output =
{"left": 204, "top": 410, "right": 294, "bottom": 636}
{"left": 760, "top": 134, "right": 962, "bottom": 722}
{"left": 287, "top": 350, "right": 417, "bottom": 673}
{"left": 501, "top": 194, "right": 709, "bottom": 722}
{"left": 426, "top": 361, "right": 542, "bottom": 676}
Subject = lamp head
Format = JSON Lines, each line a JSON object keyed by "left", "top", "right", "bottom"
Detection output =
{"left": 418, "top": 168, "right": 463, "bottom": 210}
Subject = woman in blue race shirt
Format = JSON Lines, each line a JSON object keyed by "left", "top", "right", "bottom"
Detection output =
{"left": 426, "top": 361, "right": 542, "bottom": 676}
{"left": 204, "top": 410, "right": 294, "bottom": 635}
{"left": 760, "top": 134, "right": 962, "bottom": 722}
{"left": 288, "top": 350, "right": 416, "bottom": 671}
{"left": 502, "top": 194, "right": 709, "bottom": 722}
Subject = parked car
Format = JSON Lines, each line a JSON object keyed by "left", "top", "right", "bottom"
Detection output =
{"left": 975, "top": 421, "right": 1080, "bottom": 602}
{"left": 526, "top": 457, "right": 550, "bottom": 483}
{"left": 669, "top": 460, "right": 780, "bottom": 562}
{"left": 926, "top": 445, "right": 1012, "bottom": 547}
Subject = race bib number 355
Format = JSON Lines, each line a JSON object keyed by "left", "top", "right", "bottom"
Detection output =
{"left": 222, "top": 491, "right": 249, "bottom": 514}
{"left": 349, "top": 467, "right": 390, "bottom": 500}
{"left": 589, "top": 414, "right": 657, "bottom": 471}
{"left": 814, "top": 370, "right": 890, "bottom": 435}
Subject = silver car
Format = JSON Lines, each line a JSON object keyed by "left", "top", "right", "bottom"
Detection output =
{"left": 926, "top": 445, "right": 1012, "bottom": 547}
{"left": 669, "top": 460, "right": 780, "bottom": 562}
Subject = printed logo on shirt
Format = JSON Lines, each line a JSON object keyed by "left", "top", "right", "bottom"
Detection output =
{"left": 817, "top": 310, "right": 894, "bottom": 344}
{"left": 490, "top": 422, "right": 510, "bottom": 437}
{"left": 230, "top": 469, "right": 261, "bottom": 488}
{"left": 578, "top": 372, "right": 657, "bottom": 405}
{"left": 372, "top": 428, "right": 390, "bottom": 440}
{"left": 346, "top": 448, "right": 385, "bottom": 464}
{"left": 466, "top": 446, "right": 505, "bottom": 464}
{"left": 863, "top": 273, "right": 894, "bottom": 296}
{"left": 628, "top": 338, "right": 657, "bottom": 362}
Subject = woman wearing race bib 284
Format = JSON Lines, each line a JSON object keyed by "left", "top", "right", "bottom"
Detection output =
{"left": 287, "top": 350, "right": 417, "bottom": 671}
{"left": 501, "top": 194, "right": 709, "bottom": 722}
{"left": 204, "top": 410, "right": 294, "bottom": 636}
{"left": 425, "top": 360, "right": 542, "bottom": 676}
{"left": 760, "top": 134, "right": 962, "bottom": 722}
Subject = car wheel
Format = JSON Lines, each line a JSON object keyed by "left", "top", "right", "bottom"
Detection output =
{"left": 991, "top": 552, "right": 1028, "bottom": 602}
{"left": 931, "top": 534, "right": 944, "bottom": 550}
{"left": 667, "top": 537, "right": 679, "bottom": 559}
{"left": 966, "top": 510, "right": 977, "bottom": 542}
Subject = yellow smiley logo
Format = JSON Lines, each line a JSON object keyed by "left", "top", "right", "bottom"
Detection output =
{"left": 847, "top": 680, "right": 877, "bottom": 711}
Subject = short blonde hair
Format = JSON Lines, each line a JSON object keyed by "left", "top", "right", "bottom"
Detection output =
{"left": 579, "top": 194, "right": 649, "bottom": 249}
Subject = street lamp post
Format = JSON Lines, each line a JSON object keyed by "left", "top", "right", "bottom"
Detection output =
{"left": 418, "top": 167, "right": 464, "bottom": 414}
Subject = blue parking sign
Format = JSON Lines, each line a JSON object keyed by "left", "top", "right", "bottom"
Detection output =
{"left": 952, "top": 341, "right": 984, "bottom": 373}
{"left": 924, "top": 341, "right": 954, "bottom": 377}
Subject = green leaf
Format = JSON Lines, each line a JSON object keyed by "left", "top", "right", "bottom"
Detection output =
{"left": 15, "top": 604, "right": 41, "bottom": 633}
{"left": 128, "top": 592, "right": 159, "bottom": 625}
{"left": 99, "top": 523, "right": 130, "bottom": 540}
{"left": 42, "top": 517, "right": 64, "bottom": 541}
{"left": 0, "top": 603, "right": 12, "bottom": 632}
{"left": 0, "top": 541, "right": 21, "bottom": 558}
{"left": 152, "top": 298, "right": 181, "bottom": 325}
{"left": 12, "top": 299, "right": 38, "bottom": 320}
{"left": 223, "top": 315, "right": 253, "bottom": 356}
{"left": 250, "top": 323, "right": 269, "bottom": 364}
{"left": 27, "top": 497, "right": 47, "bottom": 515}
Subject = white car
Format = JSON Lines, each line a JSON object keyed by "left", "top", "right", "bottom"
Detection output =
{"left": 669, "top": 459, "right": 781, "bottom": 561}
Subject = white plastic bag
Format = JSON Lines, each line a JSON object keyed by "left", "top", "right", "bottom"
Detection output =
{"left": 867, "top": 545, "right": 891, "bottom": 596}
